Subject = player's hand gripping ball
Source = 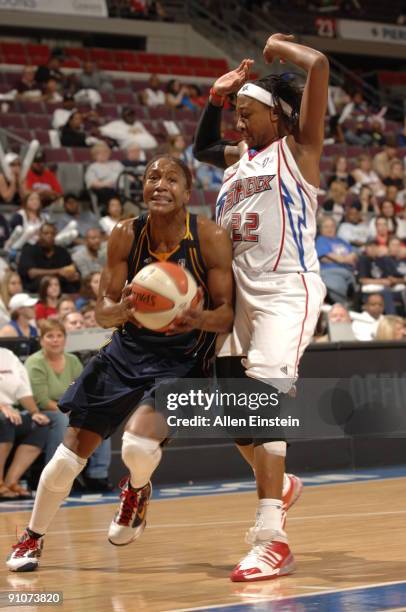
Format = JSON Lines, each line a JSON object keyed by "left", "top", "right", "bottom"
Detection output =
{"left": 131, "top": 262, "right": 199, "bottom": 331}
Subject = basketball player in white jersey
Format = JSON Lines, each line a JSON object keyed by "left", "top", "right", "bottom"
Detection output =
{"left": 194, "top": 34, "right": 329, "bottom": 581}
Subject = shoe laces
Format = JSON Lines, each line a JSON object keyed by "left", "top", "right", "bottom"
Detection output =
{"left": 238, "top": 543, "right": 269, "bottom": 570}
{"left": 117, "top": 479, "right": 139, "bottom": 525}
{"left": 12, "top": 533, "right": 39, "bottom": 555}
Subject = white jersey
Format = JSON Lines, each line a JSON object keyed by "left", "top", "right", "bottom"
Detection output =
{"left": 216, "top": 136, "right": 319, "bottom": 274}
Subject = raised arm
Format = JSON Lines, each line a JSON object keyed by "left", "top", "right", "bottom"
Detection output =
{"left": 95, "top": 219, "right": 139, "bottom": 328}
{"left": 263, "top": 34, "right": 329, "bottom": 154}
{"left": 193, "top": 59, "right": 254, "bottom": 169}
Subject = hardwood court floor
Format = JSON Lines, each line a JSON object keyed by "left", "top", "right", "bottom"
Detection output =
{"left": 1, "top": 477, "right": 406, "bottom": 611}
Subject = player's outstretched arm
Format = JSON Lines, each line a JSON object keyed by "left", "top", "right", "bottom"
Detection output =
{"left": 193, "top": 59, "right": 254, "bottom": 169}
{"left": 95, "top": 219, "right": 138, "bottom": 329}
{"left": 167, "top": 220, "right": 234, "bottom": 335}
{"left": 263, "top": 34, "right": 329, "bottom": 154}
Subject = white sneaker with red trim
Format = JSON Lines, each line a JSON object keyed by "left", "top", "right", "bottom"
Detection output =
{"left": 230, "top": 540, "right": 295, "bottom": 582}
{"left": 281, "top": 473, "right": 303, "bottom": 528}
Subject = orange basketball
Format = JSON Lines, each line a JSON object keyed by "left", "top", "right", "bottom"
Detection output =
{"left": 131, "top": 262, "right": 198, "bottom": 331}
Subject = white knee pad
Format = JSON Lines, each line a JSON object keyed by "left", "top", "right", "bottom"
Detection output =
{"left": 122, "top": 431, "right": 162, "bottom": 488}
{"left": 41, "top": 443, "right": 87, "bottom": 493}
{"left": 262, "top": 441, "right": 287, "bottom": 457}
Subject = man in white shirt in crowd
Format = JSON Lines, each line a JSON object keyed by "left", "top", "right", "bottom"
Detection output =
{"left": 352, "top": 293, "right": 385, "bottom": 341}
{"left": 100, "top": 106, "right": 157, "bottom": 150}
{"left": 141, "top": 75, "right": 165, "bottom": 107}
{"left": 337, "top": 207, "right": 369, "bottom": 250}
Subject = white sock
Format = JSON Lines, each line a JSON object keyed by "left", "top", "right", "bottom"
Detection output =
{"left": 29, "top": 444, "right": 87, "bottom": 535}
{"left": 121, "top": 432, "right": 162, "bottom": 489}
{"left": 253, "top": 498, "right": 287, "bottom": 543}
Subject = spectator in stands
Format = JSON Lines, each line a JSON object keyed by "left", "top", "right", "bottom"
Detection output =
{"left": 321, "top": 180, "right": 348, "bottom": 225}
{"left": 75, "top": 271, "right": 101, "bottom": 310}
{"left": 397, "top": 118, "right": 406, "bottom": 147}
{"left": 85, "top": 143, "right": 123, "bottom": 209}
{"left": 0, "top": 293, "right": 37, "bottom": 339}
{"left": 25, "top": 319, "right": 81, "bottom": 465}
{"left": 0, "top": 214, "right": 9, "bottom": 249}
{"left": 18, "top": 222, "right": 80, "bottom": 294}
{"left": 373, "top": 140, "right": 399, "bottom": 180}
{"left": 0, "top": 271, "right": 22, "bottom": 329}
{"left": 368, "top": 118, "right": 386, "bottom": 147}
{"left": 56, "top": 297, "right": 77, "bottom": 321}
{"left": 338, "top": 90, "right": 369, "bottom": 125}
{"left": 0, "top": 347, "right": 49, "bottom": 500}
{"left": 188, "top": 84, "right": 206, "bottom": 109}
{"left": 196, "top": 163, "right": 224, "bottom": 191}
{"left": 357, "top": 241, "right": 402, "bottom": 314}
{"left": 337, "top": 206, "right": 369, "bottom": 248}
{"left": 165, "top": 79, "right": 193, "bottom": 110}
{"left": 351, "top": 185, "right": 379, "bottom": 217}
{"left": 77, "top": 60, "right": 112, "bottom": 93}
{"left": 385, "top": 185, "right": 404, "bottom": 214}
{"left": 327, "top": 156, "right": 355, "bottom": 189}
{"left": 34, "top": 275, "right": 61, "bottom": 322}
{"left": 316, "top": 216, "right": 357, "bottom": 304}
{"left": 167, "top": 135, "right": 188, "bottom": 161}
{"left": 352, "top": 293, "right": 385, "bottom": 341}
{"left": 42, "top": 77, "right": 63, "bottom": 104}
{"left": 7, "top": 192, "right": 47, "bottom": 252}
{"left": 72, "top": 228, "right": 106, "bottom": 278}
{"left": 63, "top": 311, "right": 85, "bottom": 331}
{"left": 51, "top": 94, "right": 76, "bottom": 130}
{"left": 24, "top": 151, "right": 63, "bottom": 207}
{"left": 99, "top": 196, "right": 123, "bottom": 235}
{"left": 368, "top": 216, "right": 391, "bottom": 247}
{"left": 141, "top": 74, "right": 165, "bottom": 107}
{"left": 123, "top": 143, "right": 147, "bottom": 170}
{"left": 0, "top": 152, "right": 24, "bottom": 207}
{"left": 351, "top": 154, "right": 385, "bottom": 198}
{"left": 15, "top": 66, "right": 42, "bottom": 100}
{"left": 26, "top": 318, "right": 112, "bottom": 489}
{"left": 60, "top": 111, "right": 88, "bottom": 148}
{"left": 81, "top": 302, "right": 98, "bottom": 328}
{"left": 388, "top": 236, "right": 406, "bottom": 278}
{"left": 383, "top": 160, "right": 405, "bottom": 191}
{"left": 100, "top": 107, "right": 157, "bottom": 150}
{"left": 375, "top": 315, "right": 405, "bottom": 341}
{"left": 52, "top": 193, "right": 99, "bottom": 243}
{"left": 35, "top": 53, "right": 64, "bottom": 87}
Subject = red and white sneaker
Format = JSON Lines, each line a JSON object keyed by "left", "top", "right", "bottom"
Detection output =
{"left": 6, "top": 530, "right": 44, "bottom": 572}
{"left": 231, "top": 540, "right": 295, "bottom": 582}
{"left": 281, "top": 473, "right": 303, "bottom": 528}
{"left": 108, "top": 477, "right": 152, "bottom": 546}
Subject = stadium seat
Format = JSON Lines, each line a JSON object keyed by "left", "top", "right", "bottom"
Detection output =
{"left": 44, "top": 148, "right": 71, "bottom": 163}
{"left": 71, "top": 148, "right": 92, "bottom": 163}
{"left": 26, "top": 116, "right": 50, "bottom": 130}
{"left": 0, "top": 114, "right": 25, "bottom": 129}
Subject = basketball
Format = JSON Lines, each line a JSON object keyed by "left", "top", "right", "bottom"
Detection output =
{"left": 130, "top": 261, "right": 199, "bottom": 331}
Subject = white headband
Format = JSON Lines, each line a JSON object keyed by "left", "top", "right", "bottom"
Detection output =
{"left": 237, "top": 82, "right": 293, "bottom": 116}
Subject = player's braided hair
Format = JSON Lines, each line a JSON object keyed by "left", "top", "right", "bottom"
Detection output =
{"left": 253, "top": 73, "right": 303, "bottom": 134}
{"left": 144, "top": 155, "right": 193, "bottom": 190}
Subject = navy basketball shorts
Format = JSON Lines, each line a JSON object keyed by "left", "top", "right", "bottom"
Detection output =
{"left": 59, "top": 329, "right": 204, "bottom": 439}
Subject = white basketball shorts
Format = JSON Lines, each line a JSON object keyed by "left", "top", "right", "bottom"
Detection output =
{"left": 216, "top": 268, "right": 326, "bottom": 393}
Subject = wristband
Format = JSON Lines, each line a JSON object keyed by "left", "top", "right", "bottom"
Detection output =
{"left": 209, "top": 87, "right": 225, "bottom": 106}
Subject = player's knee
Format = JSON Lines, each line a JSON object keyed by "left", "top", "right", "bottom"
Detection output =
{"left": 121, "top": 431, "right": 162, "bottom": 474}
{"left": 261, "top": 441, "right": 287, "bottom": 457}
{"left": 41, "top": 443, "right": 87, "bottom": 493}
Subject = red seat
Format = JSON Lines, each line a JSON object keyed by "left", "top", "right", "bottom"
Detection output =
{"left": 148, "top": 107, "right": 173, "bottom": 120}
{"left": 112, "top": 79, "right": 128, "bottom": 90}
{"left": 111, "top": 150, "right": 125, "bottom": 161}
{"left": 163, "top": 54, "right": 184, "bottom": 66}
{"left": 26, "top": 116, "right": 50, "bottom": 130}
{"left": 114, "top": 50, "right": 137, "bottom": 63}
{"left": 62, "top": 59, "right": 81, "bottom": 69}
{"left": 35, "top": 130, "right": 50, "bottom": 145}
{"left": 3, "top": 54, "right": 26, "bottom": 65}
{"left": 207, "top": 58, "right": 228, "bottom": 70}
{"left": 90, "top": 48, "right": 113, "bottom": 62}
{"left": 138, "top": 53, "right": 161, "bottom": 66}
{"left": 185, "top": 56, "right": 207, "bottom": 68}
{"left": 172, "top": 66, "right": 195, "bottom": 76}
{"left": 65, "top": 47, "right": 88, "bottom": 61}
{"left": 203, "top": 191, "right": 218, "bottom": 210}
{"left": 114, "top": 92, "right": 134, "bottom": 105}
{"left": 1, "top": 42, "right": 25, "bottom": 55}
{"left": 18, "top": 101, "right": 45, "bottom": 114}
{"left": 189, "top": 190, "right": 202, "bottom": 207}
{"left": 71, "top": 148, "right": 92, "bottom": 163}
{"left": 12, "top": 128, "right": 33, "bottom": 142}
{"left": 99, "top": 61, "right": 120, "bottom": 71}
{"left": 0, "top": 114, "right": 25, "bottom": 129}
{"left": 43, "top": 148, "right": 71, "bottom": 163}
{"left": 99, "top": 104, "right": 119, "bottom": 119}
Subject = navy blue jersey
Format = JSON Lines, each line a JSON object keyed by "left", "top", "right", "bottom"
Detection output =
{"left": 122, "top": 211, "right": 216, "bottom": 373}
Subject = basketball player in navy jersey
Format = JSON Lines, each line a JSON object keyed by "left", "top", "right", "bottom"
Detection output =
{"left": 194, "top": 35, "right": 329, "bottom": 580}
{"left": 7, "top": 155, "right": 233, "bottom": 571}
